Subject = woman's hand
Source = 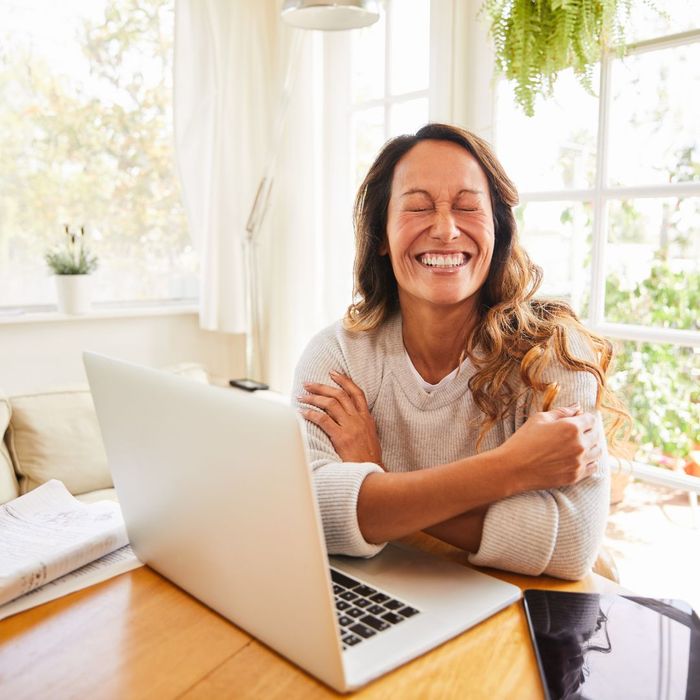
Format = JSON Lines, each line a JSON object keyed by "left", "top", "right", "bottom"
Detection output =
{"left": 497, "top": 405, "right": 603, "bottom": 492}
{"left": 298, "top": 371, "right": 384, "bottom": 467}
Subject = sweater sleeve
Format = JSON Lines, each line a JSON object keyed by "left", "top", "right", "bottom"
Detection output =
{"left": 292, "top": 324, "right": 386, "bottom": 558}
{"left": 468, "top": 329, "right": 610, "bottom": 580}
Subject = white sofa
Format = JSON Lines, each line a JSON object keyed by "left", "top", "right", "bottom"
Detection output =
{"left": 0, "top": 363, "right": 209, "bottom": 506}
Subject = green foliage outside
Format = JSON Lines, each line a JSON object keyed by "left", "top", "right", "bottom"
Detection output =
{"left": 606, "top": 262, "right": 700, "bottom": 464}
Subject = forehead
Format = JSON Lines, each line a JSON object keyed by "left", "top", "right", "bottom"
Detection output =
{"left": 391, "top": 139, "right": 490, "bottom": 196}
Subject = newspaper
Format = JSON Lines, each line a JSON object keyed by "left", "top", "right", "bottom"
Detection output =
{"left": 0, "top": 543, "right": 142, "bottom": 620}
{"left": 0, "top": 479, "right": 142, "bottom": 616}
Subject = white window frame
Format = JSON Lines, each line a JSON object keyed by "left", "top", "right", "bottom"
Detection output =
{"left": 348, "top": 0, "right": 431, "bottom": 147}
{"left": 495, "top": 25, "right": 700, "bottom": 495}
{"left": 515, "top": 28, "right": 700, "bottom": 349}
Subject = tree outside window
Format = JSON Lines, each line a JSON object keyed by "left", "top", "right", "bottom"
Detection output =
{"left": 0, "top": 0, "right": 195, "bottom": 308}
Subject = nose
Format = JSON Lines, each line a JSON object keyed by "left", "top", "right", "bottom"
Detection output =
{"left": 430, "top": 209, "right": 459, "bottom": 242}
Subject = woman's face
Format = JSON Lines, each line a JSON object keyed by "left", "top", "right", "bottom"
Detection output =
{"left": 383, "top": 140, "right": 495, "bottom": 315}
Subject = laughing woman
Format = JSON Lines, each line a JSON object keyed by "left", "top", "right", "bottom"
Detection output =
{"left": 293, "top": 123, "right": 625, "bottom": 581}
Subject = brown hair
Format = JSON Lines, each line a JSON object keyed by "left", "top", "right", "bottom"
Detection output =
{"left": 345, "top": 123, "right": 628, "bottom": 447}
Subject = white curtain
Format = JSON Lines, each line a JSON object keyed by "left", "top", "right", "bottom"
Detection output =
{"left": 174, "top": 0, "right": 287, "bottom": 335}
{"left": 174, "top": 0, "right": 341, "bottom": 392}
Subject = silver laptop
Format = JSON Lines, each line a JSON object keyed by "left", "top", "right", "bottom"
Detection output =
{"left": 84, "top": 352, "right": 520, "bottom": 693}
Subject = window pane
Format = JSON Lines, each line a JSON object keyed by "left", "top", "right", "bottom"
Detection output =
{"left": 495, "top": 69, "right": 599, "bottom": 191}
{"left": 517, "top": 201, "right": 593, "bottom": 317}
{"left": 605, "top": 197, "right": 700, "bottom": 330}
{"left": 388, "top": 98, "right": 428, "bottom": 138}
{"left": 351, "top": 107, "right": 385, "bottom": 190}
{"left": 609, "top": 339, "right": 700, "bottom": 466}
{"left": 626, "top": 0, "right": 699, "bottom": 43}
{"left": 389, "top": 0, "right": 429, "bottom": 95}
{"left": 351, "top": 7, "right": 386, "bottom": 104}
{"left": 608, "top": 43, "right": 700, "bottom": 187}
{"left": 0, "top": 0, "right": 194, "bottom": 307}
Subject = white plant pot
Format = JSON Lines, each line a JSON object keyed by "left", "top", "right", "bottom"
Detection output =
{"left": 54, "top": 274, "right": 92, "bottom": 315}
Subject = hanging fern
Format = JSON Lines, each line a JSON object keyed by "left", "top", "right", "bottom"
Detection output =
{"left": 481, "top": 0, "right": 631, "bottom": 116}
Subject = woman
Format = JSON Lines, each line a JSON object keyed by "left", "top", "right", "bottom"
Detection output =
{"left": 293, "top": 123, "right": 625, "bottom": 581}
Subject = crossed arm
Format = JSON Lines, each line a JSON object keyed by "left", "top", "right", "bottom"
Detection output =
{"left": 298, "top": 371, "right": 606, "bottom": 579}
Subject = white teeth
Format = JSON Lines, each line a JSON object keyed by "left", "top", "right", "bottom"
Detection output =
{"left": 418, "top": 253, "right": 466, "bottom": 268}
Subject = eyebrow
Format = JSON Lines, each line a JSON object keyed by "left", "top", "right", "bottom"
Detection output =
{"left": 400, "top": 188, "right": 484, "bottom": 197}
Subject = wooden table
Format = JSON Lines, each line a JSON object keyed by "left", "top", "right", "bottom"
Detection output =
{"left": 0, "top": 534, "right": 621, "bottom": 700}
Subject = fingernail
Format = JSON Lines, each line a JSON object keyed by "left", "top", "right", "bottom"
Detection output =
{"left": 329, "top": 370, "right": 339, "bottom": 376}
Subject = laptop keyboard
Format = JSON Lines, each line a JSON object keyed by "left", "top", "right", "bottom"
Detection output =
{"left": 330, "top": 568, "right": 421, "bottom": 650}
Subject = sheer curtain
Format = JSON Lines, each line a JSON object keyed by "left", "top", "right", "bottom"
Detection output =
{"left": 174, "top": 0, "right": 344, "bottom": 392}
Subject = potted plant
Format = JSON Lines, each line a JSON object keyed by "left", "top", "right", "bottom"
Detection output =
{"left": 45, "top": 224, "right": 99, "bottom": 315}
{"left": 481, "top": 0, "right": 629, "bottom": 116}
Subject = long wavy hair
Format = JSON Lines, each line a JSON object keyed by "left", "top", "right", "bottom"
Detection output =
{"left": 345, "top": 123, "right": 628, "bottom": 448}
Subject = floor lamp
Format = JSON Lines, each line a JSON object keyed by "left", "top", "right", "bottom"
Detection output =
{"left": 230, "top": 0, "right": 380, "bottom": 392}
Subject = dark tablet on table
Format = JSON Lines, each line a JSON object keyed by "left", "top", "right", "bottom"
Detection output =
{"left": 523, "top": 589, "right": 700, "bottom": 700}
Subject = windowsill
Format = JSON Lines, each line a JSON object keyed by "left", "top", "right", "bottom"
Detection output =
{"left": 0, "top": 301, "right": 199, "bottom": 325}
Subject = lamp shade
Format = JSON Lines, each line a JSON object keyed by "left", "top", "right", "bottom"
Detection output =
{"left": 281, "top": 0, "right": 380, "bottom": 31}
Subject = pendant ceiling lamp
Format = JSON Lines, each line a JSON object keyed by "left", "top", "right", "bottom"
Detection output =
{"left": 281, "top": 0, "right": 380, "bottom": 31}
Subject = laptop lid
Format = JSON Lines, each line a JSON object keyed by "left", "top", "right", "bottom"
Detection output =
{"left": 84, "top": 352, "right": 345, "bottom": 691}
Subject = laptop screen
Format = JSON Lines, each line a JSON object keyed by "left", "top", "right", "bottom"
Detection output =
{"left": 523, "top": 589, "right": 700, "bottom": 700}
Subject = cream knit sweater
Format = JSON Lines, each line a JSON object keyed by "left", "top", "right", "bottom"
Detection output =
{"left": 292, "top": 313, "right": 609, "bottom": 581}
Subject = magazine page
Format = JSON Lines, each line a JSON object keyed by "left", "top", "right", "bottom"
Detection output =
{"left": 0, "top": 480, "right": 129, "bottom": 607}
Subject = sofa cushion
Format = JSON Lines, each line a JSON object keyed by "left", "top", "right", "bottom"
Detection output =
{"left": 7, "top": 387, "right": 111, "bottom": 496}
{"left": 7, "top": 362, "right": 210, "bottom": 497}
{"left": 0, "top": 393, "right": 20, "bottom": 504}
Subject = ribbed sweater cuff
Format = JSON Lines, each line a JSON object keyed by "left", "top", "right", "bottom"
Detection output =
{"left": 313, "top": 461, "right": 386, "bottom": 558}
{"left": 468, "top": 491, "right": 558, "bottom": 576}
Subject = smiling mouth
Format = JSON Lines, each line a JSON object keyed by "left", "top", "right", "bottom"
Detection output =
{"left": 416, "top": 252, "right": 470, "bottom": 268}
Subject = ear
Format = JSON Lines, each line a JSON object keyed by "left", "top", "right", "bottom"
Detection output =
{"left": 378, "top": 239, "right": 388, "bottom": 256}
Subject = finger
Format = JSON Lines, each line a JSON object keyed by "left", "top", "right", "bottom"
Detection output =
{"left": 568, "top": 412, "right": 596, "bottom": 432}
{"left": 330, "top": 371, "right": 368, "bottom": 412}
{"left": 302, "top": 381, "right": 356, "bottom": 414}
{"left": 584, "top": 443, "right": 603, "bottom": 463}
{"left": 584, "top": 459, "right": 600, "bottom": 478}
{"left": 549, "top": 403, "right": 581, "bottom": 418}
{"left": 298, "top": 393, "right": 348, "bottom": 424}
{"left": 300, "top": 408, "right": 340, "bottom": 439}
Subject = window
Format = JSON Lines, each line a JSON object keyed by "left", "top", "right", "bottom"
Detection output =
{"left": 349, "top": 0, "right": 431, "bottom": 191}
{"left": 319, "top": 0, "right": 431, "bottom": 321}
{"left": 494, "top": 4, "right": 700, "bottom": 470}
{"left": 0, "top": 0, "right": 195, "bottom": 309}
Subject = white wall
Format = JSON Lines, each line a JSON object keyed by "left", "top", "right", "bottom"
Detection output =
{"left": 0, "top": 309, "right": 246, "bottom": 395}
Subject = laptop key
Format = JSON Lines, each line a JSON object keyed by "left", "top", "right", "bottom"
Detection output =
{"left": 338, "top": 615, "right": 353, "bottom": 627}
{"left": 369, "top": 592, "right": 390, "bottom": 604}
{"left": 367, "top": 604, "right": 385, "bottom": 616}
{"left": 384, "top": 599, "right": 403, "bottom": 610}
{"left": 349, "top": 622, "right": 376, "bottom": 639}
{"left": 340, "top": 591, "right": 358, "bottom": 602}
{"left": 354, "top": 598, "right": 371, "bottom": 609}
{"left": 354, "top": 585, "right": 376, "bottom": 597}
{"left": 342, "top": 634, "right": 362, "bottom": 647}
{"left": 336, "top": 600, "right": 350, "bottom": 611}
{"left": 332, "top": 584, "right": 345, "bottom": 595}
{"left": 382, "top": 611, "right": 404, "bottom": 625}
{"left": 330, "top": 569, "right": 360, "bottom": 589}
{"left": 346, "top": 607, "right": 364, "bottom": 618}
{"left": 399, "top": 606, "right": 419, "bottom": 617}
{"left": 361, "top": 614, "right": 390, "bottom": 632}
